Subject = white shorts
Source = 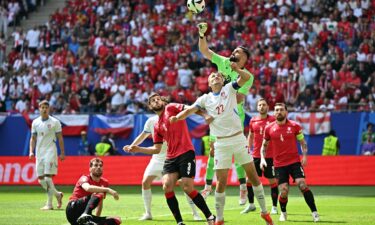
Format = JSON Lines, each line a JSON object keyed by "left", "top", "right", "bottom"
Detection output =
{"left": 214, "top": 133, "right": 253, "bottom": 170}
{"left": 143, "top": 158, "right": 164, "bottom": 178}
{"left": 36, "top": 158, "right": 58, "bottom": 177}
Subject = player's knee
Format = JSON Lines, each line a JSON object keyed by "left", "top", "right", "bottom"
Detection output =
{"left": 279, "top": 186, "right": 289, "bottom": 197}
{"left": 142, "top": 180, "right": 151, "bottom": 189}
{"left": 93, "top": 193, "right": 104, "bottom": 200}
{"left": 298, "top": 182, "right": 308, "bottom": 191}
{"left": 162, "top": 183, "right": 173, "bottom": 193}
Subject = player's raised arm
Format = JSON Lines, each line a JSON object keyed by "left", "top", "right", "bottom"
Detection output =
{"left": 169, "top": 105, "right": 200, "bottom": 123}
{"left": 198, "top": 22, "right": 214, "bottom": 60}
{"left": 232, "top": 62, "right": 251, "bottom": 88}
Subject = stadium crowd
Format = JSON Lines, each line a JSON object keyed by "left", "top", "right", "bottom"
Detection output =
{"left": 0, "top": 0, "right": 374, "bottom": 115}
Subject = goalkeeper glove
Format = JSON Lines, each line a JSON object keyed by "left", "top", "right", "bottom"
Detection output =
{"left": 197, "top": 22, "right": 208, "bottom": 38}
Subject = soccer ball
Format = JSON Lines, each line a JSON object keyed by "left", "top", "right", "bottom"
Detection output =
{"left": 187, "top": 0, "right": 205, "bottom": 14}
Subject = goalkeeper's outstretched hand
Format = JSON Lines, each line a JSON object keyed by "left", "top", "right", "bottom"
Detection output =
{"left": 197, "top": 22, "right": 208, "bottom": 37}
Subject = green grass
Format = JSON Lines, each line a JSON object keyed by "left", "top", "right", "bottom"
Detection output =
{"left": 0, "top": 186, "right": 374, "bottom": 225}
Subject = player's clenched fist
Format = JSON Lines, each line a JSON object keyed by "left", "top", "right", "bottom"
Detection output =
{"left": 197, "top": 22, "right": 208, "bottom": 37}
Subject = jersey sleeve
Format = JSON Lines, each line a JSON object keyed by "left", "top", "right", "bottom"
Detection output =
{"left": 77, "top": 175, "right": 89, "bottom": 187}
{"left": 211, "top": 52, "right": 229, "bottom": 78}
{"left": 167, "top": 103, "right": 184, "bottom": 114}
{"left": 193, "top": 95, "right": 206, "bottom": 110}
{"left": 249, "top": 118, "right": 255, "bottom": 133}
{"left": 294, "top": 122, "right": 303, "bottom": 136}
{"left": 153, "top": 125, "right": 163, "bottom": 144}
{"left": 31, "top": 120, "right": 37, "bottom": 135}
{"left": 143, "top": 117, "right": 153, "bottom": 133}
{"left": 54, "top": 120, "right": 62, "bottom": 134}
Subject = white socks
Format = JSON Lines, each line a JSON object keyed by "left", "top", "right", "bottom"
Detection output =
{"left": 142, "top": 189, "right": 152, "bottom": 215}
{"left": 38, "top": 178, "right": 48, "bottom": 190}
{"left": 215, "top": 191, "right": 226, "bottom": 221}
{"left": 184, "top": 193, "right": 199, "bottom": 216}
{"left": 240, "top": 183, "right": 247, "bottom": 191}
{"left": 253, "top": 184, "right": 267, "bottom": 213}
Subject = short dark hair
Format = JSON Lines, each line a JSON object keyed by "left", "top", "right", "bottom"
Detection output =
{"left": 238, "top": 46, "right": 250, "bottom": 59}
{"left": 90, "top": 158, "right": 103, "bottom": 167}
{"left": 275, "top": 102, "right": 287, "bottom": 110}
{"left": 256, "top": 98, "right": 267, "bottom": 105}
{"left": 329, "top": 130, "right": 336, "bottom": 136}
{"left": 38, "top": 100, "right": 50, "bottom": 107}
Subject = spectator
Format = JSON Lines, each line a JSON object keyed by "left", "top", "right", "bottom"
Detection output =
{"left": 95, "top": 135, "right": 112, "bottom": 156}
{"left": 362, "top": 123, "right": 375, "bottom": 155}
{"left": 78, "top": 131, "right": 92, "bottom": 155}
{"left": 322, "top": 130, "right": 340, "bottom": 155}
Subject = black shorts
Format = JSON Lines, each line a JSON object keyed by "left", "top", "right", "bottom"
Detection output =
{"left": 253, "top": 158, "right": 275, "bottom": 179}
{"left": 275, "top": 162, "right": 305, "bottom": 185}
{"left": 163, "top": 150, "right": 196, "bottom": 178}
{"left": 66, "top": 195, "right": 107, "bottom": 225}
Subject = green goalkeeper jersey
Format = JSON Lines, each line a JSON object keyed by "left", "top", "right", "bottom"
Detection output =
{"left": 211, "top": 52, "right": 254, "bottom": 95}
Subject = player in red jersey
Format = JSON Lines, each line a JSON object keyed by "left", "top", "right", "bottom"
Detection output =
{"left": 242, "top": 98, "right": 278, "bottom": 215}
{"left": 261, "top": 103, "right": 320, "bottom": 222}
{"left": 65, "top": 158, "right": 121, "bottom": 225}
{"left": 124, "top": 93, "right": 215, "bottom": 225}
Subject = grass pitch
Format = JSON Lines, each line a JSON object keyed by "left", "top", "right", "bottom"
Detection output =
{"left": 0, "top": 186, "right": 374, "bottom": 225}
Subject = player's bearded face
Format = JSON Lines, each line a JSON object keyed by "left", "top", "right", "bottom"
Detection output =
{"left": 150, "top": 97, "right": 165, "bottom": 111}
{"left": 274, "top": 106, "right": 286, "bottom": 121}
{"left": 90, "top": 163, "right": 103, "bottom": 177}
{"left": 257, "top": 101, "right": 268, "bottom": 114}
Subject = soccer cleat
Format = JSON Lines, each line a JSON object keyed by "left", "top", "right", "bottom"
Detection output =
{"left": 56, "top": 192, "right": 63, "bottom": 209}
{"left": 77, "top": 213, "right": 94, "bottom": 225}
{"left": 214, "top": 220, "right": 224, "bottom": 225}
{"left": 138, "top": 213, "right": 152, "bottom": 220}
{"left": 261, "top": 212, "right": 274, "bottom": 225}
{"left": 193, "top": 213, "right": 203, "bottom": 221}
{"left": 40, "top": 205, "right": 53, "bottom": 210}
{"left": 271, "top": 206, "right": 278, "bottom": 215}
{"left": 279, "top": 212, "right": 287, "bottom": 221}
{"left": 240, "top": 203, "right": 256, "bottom": 214}
{"left": 207, "top": 215, "right": 216, "bottom": 225}
{"left": 177, "top": 222, "right": 186, "bottom": 225}
{"left": 201, "top": 187, "right": 212, "bottom": 200}
{"left": 312, "top": 211, "right": 320, "bottom": 222}
{"left": 239, "top": 189, "right": 247, "bottom": 205}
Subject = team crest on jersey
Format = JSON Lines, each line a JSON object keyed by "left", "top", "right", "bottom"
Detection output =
{"left": 287, "top": 127, "right": 292, "bottom": 134}
{"left": 48, "top": 124, "right": 52, "bottom": 129}
{"left": 220, "top": 91, "right": 227, "bottom": 100}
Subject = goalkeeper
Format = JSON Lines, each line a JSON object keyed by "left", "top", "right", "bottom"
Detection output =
{"left": 198, "top": 22, "right": 254, "bottom": 205}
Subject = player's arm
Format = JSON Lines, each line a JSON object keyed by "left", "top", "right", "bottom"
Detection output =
{"left": 260, "top": 138, "right": 270, "bottom": 170}
{"left": 56, "top": 132, "right": 65, "bottom": 161}
{"left": 29, "top": 133, "right": 37, "bottom": 159}
{"left": 81, "top": 182, "right": 119, "bottom": 200}
{"left": 233, "top": 64, "right": 251, "bottom": 87}
{"left": 297, "top": 132, "right": 308, "bottom": 166}
{"left": 170, "top": 105, "right": 200, "bottom": 123}
{"left": 130, "top": 132, "right": 150, "bottom": 146}
{"left": 247, "top": 131, "right": 254, "bottom": 149}
{"left": 198, "top": 23, "right": 214, "bottom": 60}
{"left": 124, "top": 143, "right": 163, "bottom": 155}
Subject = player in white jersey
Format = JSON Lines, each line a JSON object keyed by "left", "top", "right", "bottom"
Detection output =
{"left": 130, "top": 113, "right": 202, "bottom": 221}
{"left": 29, "top": 100, "right": 65, "bottom": 210}
{"left": 170, "top": 69, "right": 274, "bottom": 225}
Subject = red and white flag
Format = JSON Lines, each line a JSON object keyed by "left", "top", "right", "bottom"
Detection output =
{"left": 295, "top": 112, "right": 331, "bottom": 135}
{"left": 54, "top": 115, "right": 89, "bottom": 136}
